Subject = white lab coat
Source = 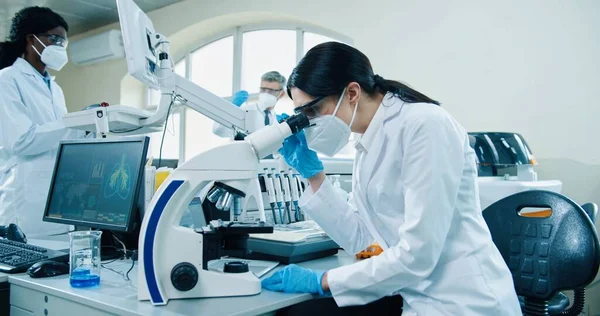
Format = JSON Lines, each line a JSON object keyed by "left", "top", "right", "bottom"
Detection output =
{"left": 299, "top": 95, "right": 521, "bottom": 315}
{"left": 212, "top": 101, "right": 277, "bottom": 138}
{"left": 0, "top": 58, "right": 79, "bottom": 238}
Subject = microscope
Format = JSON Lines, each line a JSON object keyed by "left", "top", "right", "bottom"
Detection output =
{"left": 137, "top": 114, "right": 308, "bottom": 305}
{"left": 61, "top": 0, "right": 311, "bottom": 306}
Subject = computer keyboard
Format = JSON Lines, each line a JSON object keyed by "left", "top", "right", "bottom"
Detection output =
{"left": 0, "top": 239, "right": 69, "bottom": 273}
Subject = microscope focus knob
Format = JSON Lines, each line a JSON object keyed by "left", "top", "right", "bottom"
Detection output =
{"left": 224, "top": 261, "right": 249, "bottom": 273}
{"left": 170, "top": 262, "right": 198, "bottom": 292}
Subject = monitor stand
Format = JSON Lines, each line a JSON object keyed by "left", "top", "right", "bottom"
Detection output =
{"left": 100, "top": 227, "right": 140, "bottom": 261}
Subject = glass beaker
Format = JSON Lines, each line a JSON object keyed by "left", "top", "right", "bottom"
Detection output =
{"left": 69, "top": 231, "right": 102, "bottom": 288}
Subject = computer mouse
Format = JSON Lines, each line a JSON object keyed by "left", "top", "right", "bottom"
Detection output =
{"left": 27, "top": 260, "right": 69, "bottom": 278}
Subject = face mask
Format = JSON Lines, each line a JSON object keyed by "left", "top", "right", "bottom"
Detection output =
{"left": 32, "top": 35, "right": 68, "bottom": 71}
{"left": 305, "top": 88, "right": 359, "bottom": 157}
{"left": 258, "top": 92, "right": 278, "bottom": 111}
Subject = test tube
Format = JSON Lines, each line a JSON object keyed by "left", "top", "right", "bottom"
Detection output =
{"left": 272, "top": 168, "right": 285, "bottom": 225}
{"left": 281, "top": 171, "right": 293, "bottom": 223}
{"left": 287, "top": 169, "right": 301, "bottom": 222}
{"left": 263, "top": 169, "right": 278, "bottom": 224}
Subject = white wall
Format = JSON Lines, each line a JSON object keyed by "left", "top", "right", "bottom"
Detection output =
{"left": 57, "top": 0, "right": 600, "bottom": 207}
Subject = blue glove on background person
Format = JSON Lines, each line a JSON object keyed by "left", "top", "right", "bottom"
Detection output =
{"left": 276, "top": 113, "right": 290, "bottom": 123}
{"left": 261, "top": 264, "right": 328, "bottom": 295}
{"left": 278, "top": 131, "right": 324, "bottom": 179}
{"left": 231, "top": 90, "right": 249, "bottom": 107}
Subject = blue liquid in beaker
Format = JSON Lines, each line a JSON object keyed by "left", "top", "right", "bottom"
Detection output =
{"left": 70, "top": 268, "right": 100, "bottom": 288}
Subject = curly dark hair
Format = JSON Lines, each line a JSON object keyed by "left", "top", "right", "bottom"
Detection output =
{"left": 0, "top": 6, "right": 68, "bottom": 70}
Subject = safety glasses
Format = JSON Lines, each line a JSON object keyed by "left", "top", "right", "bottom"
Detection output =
{"left": 259, "top": 87, "right": 283, "bottom": 95}
{"left": 293, "top": 96, "right": 326, "bottom": 119}
{"left": 38, "top": 33, "right": 69, "bottom": 48}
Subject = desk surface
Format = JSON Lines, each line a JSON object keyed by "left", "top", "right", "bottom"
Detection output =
{"left": 9, "top": 246, "right": 358, "bottom": 316}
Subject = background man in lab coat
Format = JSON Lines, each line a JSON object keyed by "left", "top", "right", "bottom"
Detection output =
{"left": 0, "top": 7, "right": 81, "bottom": 238}
{"left": 213, "top": 71, "right": 287, "bottom": 138}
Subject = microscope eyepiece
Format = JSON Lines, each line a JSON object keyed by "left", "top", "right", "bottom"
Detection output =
{"left": 284, "top": 113, "right": 310, "bottom": 135}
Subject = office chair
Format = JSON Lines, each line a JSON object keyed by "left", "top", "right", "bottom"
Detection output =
{"left": 483, "top": 190, "right": 600, "bottom": 316}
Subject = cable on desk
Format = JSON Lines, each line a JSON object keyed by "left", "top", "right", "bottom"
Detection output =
{"left": 125, "top": 259, "right": 135, "bottom": 281}
{"left": 102, "top": 257, "right": 120, "bottom": 265}
{"left": 125, "top": 250, "right": 138, "bottom": 281}
{"left": 101, "top": 263, "right": 127, "bottom": 280}
{"left": 101, "top": 250, "right": 137, "bottom": 282}
{"left": 112, "top": 235, "right": 127, "bottom": 259}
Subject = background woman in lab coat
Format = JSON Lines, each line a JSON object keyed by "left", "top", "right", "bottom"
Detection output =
{"left": 0, "top": 7, "right": 77, "bottom": 238}
{"left": 262, "top": 42, "right": 521, "bottom": 315}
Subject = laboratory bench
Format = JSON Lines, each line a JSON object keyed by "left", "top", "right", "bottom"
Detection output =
{"left": 3, "top": 236, "right": 358, "bottom": 316}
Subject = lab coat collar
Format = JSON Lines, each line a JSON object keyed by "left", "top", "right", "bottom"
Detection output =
{"left": 14, "top": 57, "right": 53, "bottom": 81}
{"left": 355, "top": 93, "right": 404, "bottom": 152}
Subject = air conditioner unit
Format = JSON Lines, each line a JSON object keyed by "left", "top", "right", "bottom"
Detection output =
{"left": 69, "top": 29, "right": 125, "bottom": 66}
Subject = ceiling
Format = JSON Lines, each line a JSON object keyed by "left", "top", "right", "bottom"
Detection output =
{"left": 0, "top": 0, "right": 183, "bottom": 40}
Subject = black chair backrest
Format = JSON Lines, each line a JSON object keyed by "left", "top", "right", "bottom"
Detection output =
{"left": 483, "top": 190, "right": 600, "bottom": 300}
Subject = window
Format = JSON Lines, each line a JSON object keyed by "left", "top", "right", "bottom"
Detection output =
{"left": 304, "top": 32, "right": 340, "bottom": 54}
{"left": 241, "top": 30, "right": 296, "bottom": 94}
{"left": 146, "top": 25, "right": 351, "bottom": 163}
{"left": 191, "top": 36, "right": 234, "bottom": 97}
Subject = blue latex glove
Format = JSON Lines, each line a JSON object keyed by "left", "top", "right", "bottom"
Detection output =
{"left": 278, "top": 131, "right": 323, "bottom": 179}
{"left": 276, "top": 113, "right": 290, "bottom": 123}
{"left": 231, "top": 90, "right": 249, "bottom": 107}
{"left": 262, "top": 264, "right": 327, "bottom": 295}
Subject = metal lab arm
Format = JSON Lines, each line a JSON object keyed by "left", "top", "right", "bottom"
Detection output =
{"left": 141, "top": 72, "right": 248, "bottom": 134}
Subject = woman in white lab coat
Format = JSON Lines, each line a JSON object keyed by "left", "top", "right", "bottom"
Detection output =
{"left": 262, "top": 42, "right": 521, "bottom": 315}
{"left": 0, "top": 7, "right": 76, "bottom": 238}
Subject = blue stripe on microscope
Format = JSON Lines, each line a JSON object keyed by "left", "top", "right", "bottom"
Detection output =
{"left": 144, "top": 180, "right": 184, "bottom": 304}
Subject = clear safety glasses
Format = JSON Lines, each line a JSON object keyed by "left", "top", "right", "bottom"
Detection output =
{"left": 293, "top": 96, "right": 326, "bottom": 119}
{"left": 38, "top": 33, "right": 69, "bottom": 48}
{"left": 259, "top": 87, "right": 283, "bottom": 96}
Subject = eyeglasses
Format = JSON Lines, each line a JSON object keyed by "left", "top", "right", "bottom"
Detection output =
{"left": 38, "top": 33, "right": 69, "bottom": 48}
{"left": 259, "top": 87, "right": 282, "bottom": 95}
{"left": 293, "top": 96, "right": 326, "bottom": 119}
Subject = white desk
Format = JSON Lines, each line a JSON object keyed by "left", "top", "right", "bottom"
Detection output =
{"left": 8, "top": 246, "right": 356, "bottom": 316}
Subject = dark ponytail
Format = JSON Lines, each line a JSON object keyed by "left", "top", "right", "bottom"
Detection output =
{"left": 0, "top": 41, "right": 24, "bottom": 70}
{"left": 0, "top": 6, "right": 69, "bottom": 70}
{"left": 372, "top": 74, "right": 440, "bottom": 105}
{"left": 287, "top": 42, "right": 439, "bottom": 106}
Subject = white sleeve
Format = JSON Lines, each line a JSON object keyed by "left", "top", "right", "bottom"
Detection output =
{"left": 327, "top": 114, "right": 465, "bottom": 306}
{"left": 0, "top": 77, "right": 68, "bottom": 157}
{"left": 299, "top": 178, "right": 375, "bottom": 254}
{"left": 212, "top": 103, "right": 252, "bottom": 138}
{"left": 212, "top": 121, "right": 234, "bottom": 138}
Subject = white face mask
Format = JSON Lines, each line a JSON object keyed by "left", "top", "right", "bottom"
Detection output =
{"left": 305, "top": 88, "right": 359, "bottom": 157}
{"left": 258, "top": 92, "right": 278, "bottom": 111}
{"left": 32, "top": 35, "right": 68, "bottom": 71}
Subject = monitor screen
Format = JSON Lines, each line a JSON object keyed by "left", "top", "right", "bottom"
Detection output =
{"left": 44, "top": 137, "right": 149, "bottom": 232}
{"left": 117, "top": 0, "right": 159, "bottom": 89}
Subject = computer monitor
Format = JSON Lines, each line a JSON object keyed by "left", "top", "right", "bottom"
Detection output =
{"left": 117, "top": 0, "right": 160, "bottom": 89}
{"left": 43, "top": 136, "right": 149, "bottom": 234}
